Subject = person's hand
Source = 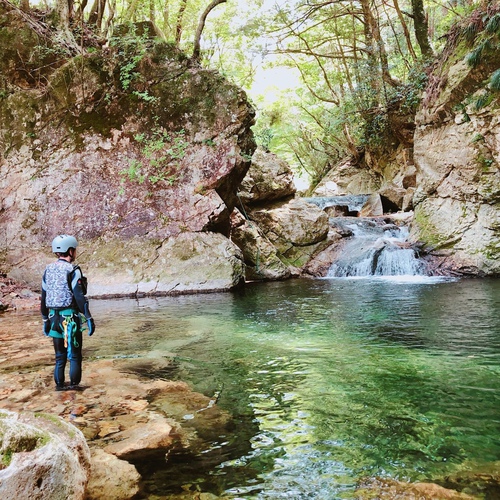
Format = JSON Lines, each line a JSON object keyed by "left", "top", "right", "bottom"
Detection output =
{"left": 87, "top": 317, "right": 95, "bottom": 336}
{"left": 43, "top": 318, "right": 51, "bottom": 336}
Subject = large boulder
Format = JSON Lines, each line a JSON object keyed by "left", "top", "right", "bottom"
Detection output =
{"left": 230, "top": 209, "right": 291, "bottom": 281}
{"left": 80, "top": 232, "right": 245, "bottom": 297}
{"left": 312, "top": 157, "right": 381, "bottom": 196}
{"left": 0, "top": 410, "right": 91, "bottom": 499}
{"left": 238, "top": 147, "right": 296, "bottom": 204}
{"left": 104, "top": 413, "right": 174, "bottom": 460}
{"left": 248, "top": 198, "right": 330, "bottom": 269}
{"left": 86, "top": 449, "right": 141, "bottom": 500}
{"left": 0, "top": 6, "right": 255, "bottom": 293}
{"left": 231, "top": 150, "right": 327, "bottom": 278}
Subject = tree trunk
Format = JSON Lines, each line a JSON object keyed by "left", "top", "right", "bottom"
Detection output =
{"left": 122, "top": 0, "right": 140, "bottom": 22}
{"left": 411, "top": 0, "right": 433, "bottom": 58}
{"left": 95, "top": 0, "right": 106, "bottom": 32}
{"left": 149, "top": 0, "right": 155, "bottom": 23}
{"left": 191, "top": 0, "right": 227, "bottom": 62}
{"left": 360, "top": 0, "right": 399, "bottom": 89}
{"left": 75, "top": 0, "right": 89, "bottom": 23}
{"left": 391, "top": 0, "right": 417, "bottom": 61}
{"left": 54, "top": 0, "right": 79, "bottom": 52}
{"left": 102, "top": 0, "right": 115, "bottom": 37}
{"left": 175, "top": 0, "right": 188, "bottom": 47}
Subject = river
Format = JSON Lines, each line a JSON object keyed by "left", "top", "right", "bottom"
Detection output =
{"left": 84, "top": 276, "right": 500, "bottom": 499}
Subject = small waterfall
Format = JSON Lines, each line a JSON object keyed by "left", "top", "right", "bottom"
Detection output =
{"left": 327, "top": 218, "right": 425, "bottom": 277}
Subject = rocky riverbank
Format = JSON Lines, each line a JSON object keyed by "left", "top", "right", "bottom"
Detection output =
{"left": 2, "top": 274, "right": 498, "bottom": 500}
{"left": 0, "top": 308, "right": 233, "bottom": 499}
{"left": 0, "top": 274, "right": 40, "bottom": 312}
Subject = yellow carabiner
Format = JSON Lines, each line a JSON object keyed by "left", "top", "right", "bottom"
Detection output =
{"left": 63, "top": 318, "right": 68, "bottom": 348}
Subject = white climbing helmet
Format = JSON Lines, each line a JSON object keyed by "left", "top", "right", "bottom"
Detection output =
{"left": 51, "top": 235, "right": 78, "bottom": 253}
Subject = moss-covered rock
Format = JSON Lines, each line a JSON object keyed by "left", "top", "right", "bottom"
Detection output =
{"left": 411, "top": 4, "right": 500, "bottom": 276}
{"left": 0, "top": 410, "right": 90, "bottom": 499}
{"left": 0, "top": 7, "right": 256, "bottom": 293}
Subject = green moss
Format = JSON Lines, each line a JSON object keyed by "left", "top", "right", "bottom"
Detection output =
{"left": 35, "top": 412, "right": 62, "bottom": 425}
{"left": 477, "top": 154, "right": 494, "bottom": 171}
{"left": 0, "top": 92, "right": 40, "bottom": 152}
{"left": 0, "top": 430, "right": 51, "bottom": 469}
{"left": 21, "top": 214, "right": 37, "bottom": 230}
{"left": 490, "top": 69, "right": 500, "bottom": 91}
{"left": 484, "top": 239, "right": 500, "bottom": 260}
{"left": 1, "top": 447, "right": 13, "bottom": 467}
{"left": 413, "top": 209, "right": 449, "bottom": 249}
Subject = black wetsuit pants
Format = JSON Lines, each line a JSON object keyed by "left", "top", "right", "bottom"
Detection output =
{"left": 53, "top": 330, "right": 83, "bottom": 388}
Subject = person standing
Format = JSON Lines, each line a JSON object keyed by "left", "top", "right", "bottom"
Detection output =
{"left": 41, "top": 235, "right": 95, "bottom": 391}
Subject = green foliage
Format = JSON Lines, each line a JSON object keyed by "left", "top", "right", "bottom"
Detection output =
{"left": 1, "top": 448, "right": 13, "bottom": 467}
{"left": 466, "top": 44, "right": 484, "bottom": 67}
{"left": 463, "top": 22, "right": 480, "bottom": 44}
{"left": 109, "top": 25, "right": 150, "bottom": 92}
{"left": 361, "top": 112, "right": 389, "bottom": 149}
{"left": 254, "top": 128, "right": 273, "bottom": 152}
{"left": 465, "top": 8, "right": 500, "bottom": 69}
{"left": 485, "top": 13, "right": 500, "bottom": 35}
{"left": 122, "top": 127, "right": 188, "bottom": 189}
{"left": 12, "top": 0, "right": 494, "bottom": 191}
{"left": 454, "top": 103, "right": 471, "bottom": 122}
{"left": 473, "top": 92, "right": 494, "bottom": 111}
{"left": 490, "top": 69, "right": 500, "bottom": 91}
{"left": 123, "top": 159, "right": 146, "bottom": 183}
{"left": 478, "top": 155, "right": 494, "bottom": 170}
{"left": 391, "top": 65, "right": 429, "bottom": 114}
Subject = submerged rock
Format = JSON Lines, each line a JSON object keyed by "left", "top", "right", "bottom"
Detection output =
{"left": 0, "top": 318, "right": 237, "bottom": 499}
{"left": 356, "top": 477, "right": 476, "bottom": 499}
{"left": 86, "top": 448, "right": 141, "bottom": 500}
{"left": 104, "top": 413, "right": 174, "bottom": 460}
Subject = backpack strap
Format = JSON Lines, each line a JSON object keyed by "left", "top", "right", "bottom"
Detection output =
{"left": 68, "top": 264, "right": 88, "bottom": 296}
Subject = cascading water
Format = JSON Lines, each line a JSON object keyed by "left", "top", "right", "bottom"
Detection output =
{"left": 327, "top": 217, "right": 425, "bottom": 277}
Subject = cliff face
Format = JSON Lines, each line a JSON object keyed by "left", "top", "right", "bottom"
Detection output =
{"left": 0, "top": 4, "right": 255, "bottom": 292}
{"left": 412, "top": 7, "right": 500, "bottom": 276}
{"left": 314, "top": 5, "right": 500, "bottom": 277}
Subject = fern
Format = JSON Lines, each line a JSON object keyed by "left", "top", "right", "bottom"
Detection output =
{"left": 466, "top": 46, "right": 483, "bottom": 67}
{"left": 466, "top": 37, "right": 495, "bottom": 67}
{"left": 474, "top": 93, "right": 491, "bottom": 111}
{"left": 486, "top": 13, "right": 500, "bottom": 34}
{"left": 490, "top": 69, "right": 500, "bottom": 91}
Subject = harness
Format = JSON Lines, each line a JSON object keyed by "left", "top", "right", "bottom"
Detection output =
{"left": 48, "top": 308, "right": 83, "bottom": 355}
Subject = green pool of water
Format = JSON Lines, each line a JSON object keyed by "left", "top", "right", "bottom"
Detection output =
{"left": 88, "top": 277, "right": 500, "bottom": 498}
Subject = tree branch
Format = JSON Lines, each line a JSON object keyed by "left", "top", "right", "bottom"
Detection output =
{"left": 191, "top": 0, "right": 227, "bottom": 62}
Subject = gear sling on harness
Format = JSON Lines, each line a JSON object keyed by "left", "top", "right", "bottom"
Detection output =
{"left": 48, "top": 308, "right": 81, "bottom": 356}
